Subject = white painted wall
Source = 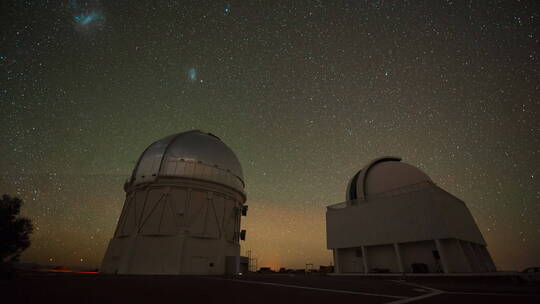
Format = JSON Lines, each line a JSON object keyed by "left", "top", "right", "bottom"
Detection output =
{"left": 399, "top": 240, "right": 440, "bottom": 273}
{"left": 101, "top": 178, "right": 244, "bottom": 275}
{"left": 366, "top": 244, "right": 398, "bottom": 272}
{"left": 439, "top": 238, "right": 472, "bottom": 273}
{"left": 326, "top": 183, "right": 495, "bottom": 273}
{"left": 337, "top": 248, "right": 365, "bottom": 273}
{"left": 327, "top": 184, "right": 486, "bottom": 249}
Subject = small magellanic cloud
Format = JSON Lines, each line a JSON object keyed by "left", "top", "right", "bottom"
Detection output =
{"left": 188, "top": 68, "right": 197, "bottom": 81}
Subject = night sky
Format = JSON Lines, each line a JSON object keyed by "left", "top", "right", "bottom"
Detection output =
{"left": 1, "top": 1, "right": 539, "bottom": 271}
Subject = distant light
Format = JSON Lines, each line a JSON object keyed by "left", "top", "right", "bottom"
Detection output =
{"left": 224, "top": 7, "right": 230, "bottom": 14}
{"left": 238, "top": 272, "right": 243, "bottom": 275}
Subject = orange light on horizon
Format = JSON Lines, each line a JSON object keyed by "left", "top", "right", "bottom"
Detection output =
{"left": 34, "top": 269, "right": 99, "bottom": 274}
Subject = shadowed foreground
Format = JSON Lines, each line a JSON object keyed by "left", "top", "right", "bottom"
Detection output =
{"left": 2, "top": 272, "right": 539, "bottom": 304}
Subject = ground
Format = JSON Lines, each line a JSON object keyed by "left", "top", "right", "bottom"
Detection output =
{"left": 1, "top": 272, "right": 539, "bottom": 304}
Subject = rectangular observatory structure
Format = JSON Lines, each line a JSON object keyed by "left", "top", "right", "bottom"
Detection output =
{"left": 326, "top": 157, "right": 496, "bottom": 274}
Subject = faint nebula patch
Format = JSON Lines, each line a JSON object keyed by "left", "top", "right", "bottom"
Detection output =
{"left": 69, "top": 0, "right": 105, "bottom": 32}
{"left": 188, "top": 68, "right": 198, "bottom": 81}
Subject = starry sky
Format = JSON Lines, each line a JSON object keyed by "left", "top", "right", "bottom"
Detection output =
{"left": 1, "top": 0, "right": 539, "bottom": 271}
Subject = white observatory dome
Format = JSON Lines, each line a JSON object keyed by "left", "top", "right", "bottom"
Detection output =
{"left": 346, "top": 156, "right": 432, "bottom": 201}
{"left": 130, "top": 130, "right": 244, "bottom": 193}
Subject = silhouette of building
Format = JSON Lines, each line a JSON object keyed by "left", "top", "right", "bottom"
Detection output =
{"left": 326, "top": 157, "right": 496, "bottom": 274}
{"left": 101, "top": 130, "right": 247, "bottom": 275}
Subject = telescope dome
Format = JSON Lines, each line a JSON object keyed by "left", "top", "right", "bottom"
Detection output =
{"left": 131, "top": 130, "right": 244, "bottom": 194}
{"left": 346, "top": 156, "right": 432, "bottom": 201}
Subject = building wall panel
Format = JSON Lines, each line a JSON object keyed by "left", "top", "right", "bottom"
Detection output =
{"left": 366, "top": 244, "right": 398, "bottom": 272}
{"left": 399, "top": 240, "right": 440, "bottom": 273}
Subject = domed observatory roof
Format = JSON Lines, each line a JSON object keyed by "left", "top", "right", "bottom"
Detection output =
{"left": 130, "top": 130, "right": 244, "bottom": 194}
{"left": 346, "top": 156, "right": 432, "bottom": 201}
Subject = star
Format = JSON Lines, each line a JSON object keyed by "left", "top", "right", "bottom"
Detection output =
{"left": 1, "top": 1, "right": 537, "bottom": 272}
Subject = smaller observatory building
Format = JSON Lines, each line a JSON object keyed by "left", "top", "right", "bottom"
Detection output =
{"left": 326, "top": 157, "right": 496, "bottom": 274}
{"left": 101, "top": 130, "right": 248, "bottom": 275}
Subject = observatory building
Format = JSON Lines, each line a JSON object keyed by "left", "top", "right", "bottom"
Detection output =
{"left": 101, "top": 130, "right": 248, "bottom": 275}
{"left": 326, "top": 157, "right": 496, "bottom": 274}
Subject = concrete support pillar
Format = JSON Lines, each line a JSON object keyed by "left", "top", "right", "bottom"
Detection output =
{"left": 394, "top": 243, "right": 404, "bottom": 273}
{"left": 456, "top": 239, "right": 473, "bottom": 272}
{"left": 361, "top": 246, "right": 368, "bottom": 274}
{"left": 333, "top": 249, "right": 340, "bottom": 273}
{"left": 467, "top": 241, "right": 479, "bottom": 272}
{"left": 434, "top": 239, "right": 449, "bottom": 273}
{"left": 471, "top": 243, "right": 488, "bottom": 272}
{"left": 480, "top": 246, "right": 496, "bottom": 272}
